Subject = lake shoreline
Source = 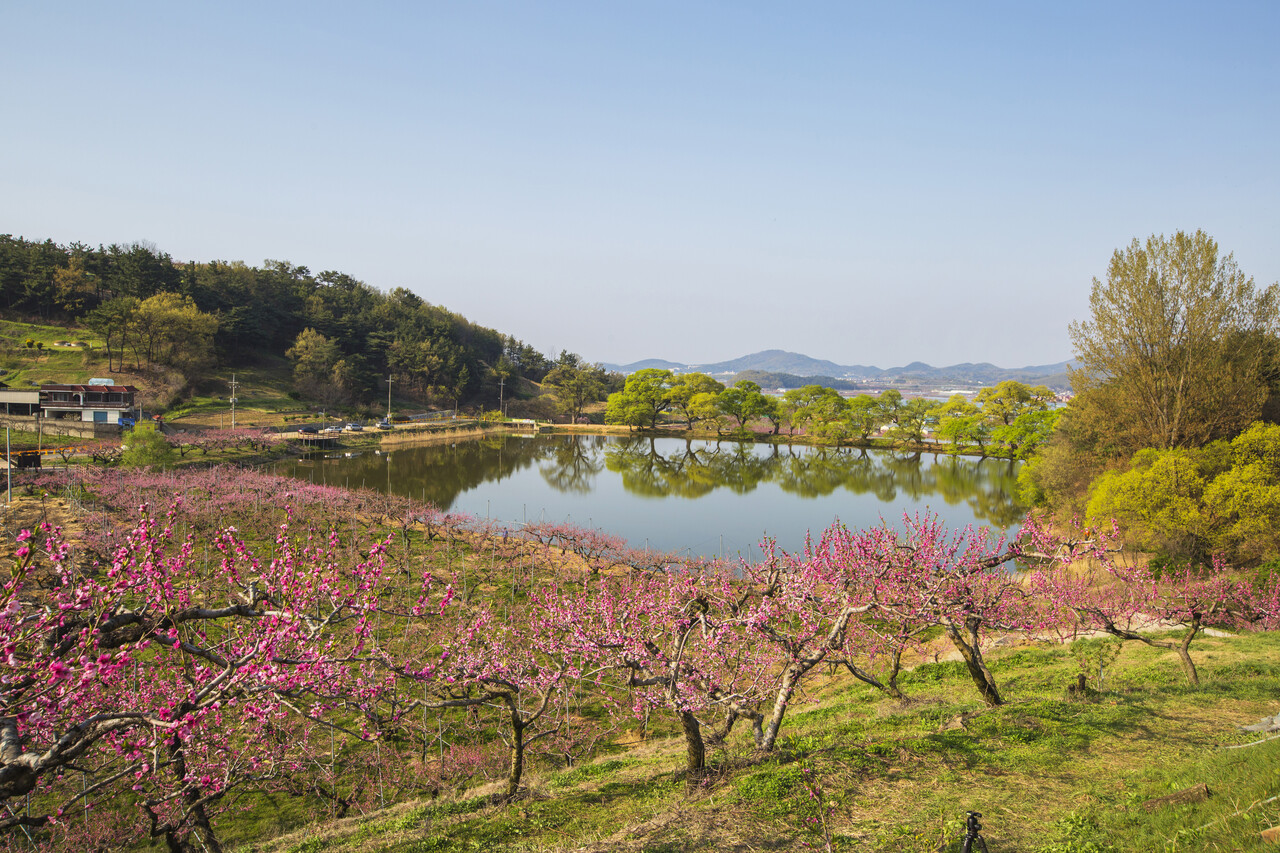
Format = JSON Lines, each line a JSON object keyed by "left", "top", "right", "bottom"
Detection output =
{"left": 375, "top": 420, "right": 1021, "bottom": 462}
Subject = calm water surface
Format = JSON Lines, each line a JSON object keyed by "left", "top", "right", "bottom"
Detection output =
{"left": 279, "top": 433, "right": 1024, "bottom": 559}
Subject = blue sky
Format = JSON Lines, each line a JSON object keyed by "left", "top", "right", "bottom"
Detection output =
{"left": 4, "top": 2, "right": 1277, "bottom": 368}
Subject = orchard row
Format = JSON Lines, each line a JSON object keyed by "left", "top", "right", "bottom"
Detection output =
{"left": 2, "top": 467, "right": 1277, "bottom": 852}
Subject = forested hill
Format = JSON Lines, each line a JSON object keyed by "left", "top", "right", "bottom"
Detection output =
{"left": 0, "top": 235, "right": 552, "bottom": 406}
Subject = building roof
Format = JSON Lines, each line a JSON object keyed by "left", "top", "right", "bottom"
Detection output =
{"left": 0, "top": 388, "right": 43, "bottom": 402}
{"left": 41, "top": 384, "right": 138, "bottom": 393}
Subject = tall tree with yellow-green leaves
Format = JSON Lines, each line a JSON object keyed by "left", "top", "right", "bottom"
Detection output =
{"left": 1069, "top": 230, "right": 1280, "bottom": 453}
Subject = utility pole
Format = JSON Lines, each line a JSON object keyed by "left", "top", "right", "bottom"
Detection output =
{"left": 387, "top": 376, "right": 393, "bottom": 423}
{"left": 498, "top": 375, "right": 505, "bottom": 417}
{"left": 228, "top": 374, "right": 240, "bottom": 430}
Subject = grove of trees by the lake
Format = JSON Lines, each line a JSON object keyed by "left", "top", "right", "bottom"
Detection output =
{"left": 603, "top": 370, "right": 1058, "bottom": 459}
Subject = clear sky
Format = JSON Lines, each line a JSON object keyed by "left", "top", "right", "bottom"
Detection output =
{"left": 4, "top": 2, "right": 1277, "bottom": 369}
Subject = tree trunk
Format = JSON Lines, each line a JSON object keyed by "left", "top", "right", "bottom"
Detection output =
{"left": 886, "top": 649, "right": 905, "bottom": 699}
{"left": 679, "top": 711, "right": 705, "bottom": 774}
{"left": 163, "top": 736, "right": 224, "bottom": 853}
{"left": 842, "top": 656, "right": 906, "bottom": 700}
{"left": 1099, "top": 616, "right": 1202, "bottom": 687}
{"left": 711, "top": 709, "right": 739, "bottom": 743}
{"left": 0, "top": 710, "right": 38, "bottom": 800}
{"left": 1177, "top": 620, "right": 1202, "bottom": 686}
{"left": 760, "top": 665, "right": 806, "bottom": 751}
{"left": 505, "top": 717, "right": 525, "bottom": 801}
{"left": 946, "top": 621, "right": 1003, "bottom": 707}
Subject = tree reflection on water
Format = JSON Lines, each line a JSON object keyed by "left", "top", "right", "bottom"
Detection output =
{"left": 286, "top": 433, "right": 1024, "bottom": 530}
{"left": 601, "top": 437, "right": 1024, "bottom": 528}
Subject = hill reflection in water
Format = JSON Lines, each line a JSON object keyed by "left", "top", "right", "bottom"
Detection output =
{"left": 281, "top": 433, "right": 1025, "bottom": 559}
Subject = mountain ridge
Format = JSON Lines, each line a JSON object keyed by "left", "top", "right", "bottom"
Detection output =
{"left": 602, "top": 349, "right": 1074, "bottom": 389}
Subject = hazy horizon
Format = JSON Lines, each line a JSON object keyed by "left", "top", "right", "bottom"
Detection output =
{"left": 601, "top": 349, "right": 1072, "bottom": 372}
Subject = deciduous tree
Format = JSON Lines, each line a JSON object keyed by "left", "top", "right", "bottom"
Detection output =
{"left": 86, "top": 296, "right": 140, "bottom": 372}
{"left": 1069, "top": 230, "right": 1280, "bottom": 452}
{"left": 120, "top": 423, "right": 177, "bottom": 469}
{"left": 935, "top": 394, "right": 989, "bottom": 453}
{"left": 1041, "top": 546, "right": 1256, "bottom": 686}
{"left": 836, "top": 513, "right": 1065, "bottom": 706}
{"left": 543, "top": 360, "right": 609, "bottom": 423}
{"left": 604, "top": 369, "right": 675, "bottom": 429}
{"left": 1202, "top": 422, "right": 1280, "bottom": 562}
{"left": 975, "top": 381, "right": 1053, "bottom": 427}
{"left": 781, "top": 385, "right": 839, "bottom": 436}
{"left": 888, "top": 398, "right": 939, "bottom": 446}
{"left": 716, "top": 381, "right": 773, "bottom": 431}
{"left": 0, "top": 512, "right": 409, "bottom": 851}
{"left": 990, "top": 408, "right": 1060, "bottom": 459}
{"left": 131, "top": 292, "right": 218, "bottom": 376}
{"left": 666, "top": 373, "right": 724, "bottom": 429}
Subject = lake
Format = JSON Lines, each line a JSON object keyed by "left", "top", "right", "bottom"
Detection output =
{"left": 278, "top": 433, "right": 1025, "bottom": 559}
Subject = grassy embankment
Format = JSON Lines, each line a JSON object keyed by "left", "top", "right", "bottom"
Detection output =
{"left": 0, "top": 319, "right": 101, "bottom": 387}
{"left": 244, "top": 631, "right": 1280, "bottom": 853}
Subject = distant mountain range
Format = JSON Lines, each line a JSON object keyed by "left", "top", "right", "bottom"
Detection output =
{"left": 602, "top": 350, "right": 1074, "bottom": 390}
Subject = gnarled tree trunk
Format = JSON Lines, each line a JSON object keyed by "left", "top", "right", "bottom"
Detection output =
{"left": 680, "top": 711, "right": 705, "bottom": 774}
{"left": 946, "top": 618, "right": 1003, "bottom": 707}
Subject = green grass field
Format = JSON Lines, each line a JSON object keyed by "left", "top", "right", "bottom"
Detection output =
{"left": 0, "top": 319, "right": 104, "bottom": 387}
{"left": 238, "top": 632, "right": 1280, "bottom": 853}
